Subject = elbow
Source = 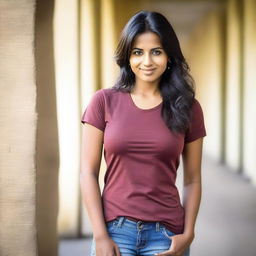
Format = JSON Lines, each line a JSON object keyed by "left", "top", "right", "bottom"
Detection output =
{"left": 80, "top": 169, "right": 98, "bottom": 182}
{"left": 184, "top": 174, "right": 201, "bottom": 186}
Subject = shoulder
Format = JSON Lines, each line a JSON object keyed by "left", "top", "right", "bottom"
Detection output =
{"left": 89, "top": 88, "right": 115, "bottom": 102}
{"left": 187, "top": 98, "right": 205, "bottom": 130}
{"left": 98, "top": 87, "right": 125, "bottom": 102}
{"left": 100, "top": 87, "right": 122, "bottom": 96}
{"left": 89, "top": 88, "right": 124, "bottom": 111}
{"left": 190, "top": 98, "right": 204, "bottom": 116}
{"left": 184, "top": 98, "right": 207, "bottom": 143}
{"left": 192, "top": 98, "right": 202, "bottom": 108}
{"left": 94, "top": 87, "right": 119, "bottom": 97}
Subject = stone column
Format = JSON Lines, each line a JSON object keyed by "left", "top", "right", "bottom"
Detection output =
{"left": 243, "top": 0, "right": 256, "bottom": 185}
{"left": 225, "top": 0, "right": 243, "bottom": 172}
{"left": 35, "top": 0, "right": 59, "bottom": 255}
{"left": 0, "top": 0, "right": 38, "bottom": 255}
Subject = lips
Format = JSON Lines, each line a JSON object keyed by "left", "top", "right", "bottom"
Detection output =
{"left": 139, "top": 68, "right": 156, "bottom": 71}
{"left": 139, "top": 68, "right": 156, "bottom": 75}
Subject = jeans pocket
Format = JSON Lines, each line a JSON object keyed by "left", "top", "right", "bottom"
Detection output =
{"left": 106, "top": 219, "right": 118, "bottom": 232}
{"left": 160, "top": 227, "right": 176, "bottom": 240}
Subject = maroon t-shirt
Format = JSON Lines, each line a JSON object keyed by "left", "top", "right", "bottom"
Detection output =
{"left": 81, "top": 88, "right": 207, "bottom": 234}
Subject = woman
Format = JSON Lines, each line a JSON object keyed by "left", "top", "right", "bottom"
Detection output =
{"left": 80, "top": 11, "right": 206, "bottom": 256}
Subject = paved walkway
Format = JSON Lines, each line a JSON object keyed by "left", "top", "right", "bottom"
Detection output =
{"left": 59, "top": 155, "right": 256, "bottom": 256}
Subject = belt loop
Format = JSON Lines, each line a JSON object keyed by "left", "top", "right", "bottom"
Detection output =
{"left": 117, "top": 216, "right": 125, "bottom": 227}
{"left": 156, "top": 222, "right": 160, "bottom": 231}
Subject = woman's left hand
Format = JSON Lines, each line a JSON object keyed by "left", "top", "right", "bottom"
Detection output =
{"left": 154, "top": 232, "right": 194, "bottom": 256}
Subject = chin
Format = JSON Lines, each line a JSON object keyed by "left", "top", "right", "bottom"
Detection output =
{"left": 139, "top": 76, "right": 161, "bottom": 82}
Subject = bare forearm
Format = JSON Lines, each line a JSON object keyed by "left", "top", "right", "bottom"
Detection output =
{"left": 182, "top": 180, "right": 202, "bottom": 236}
{"left": 80, "top": 172, "right": 108, "bottom": 240}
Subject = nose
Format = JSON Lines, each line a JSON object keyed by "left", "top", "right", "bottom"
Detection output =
{"left": 142, "top": 53, "right": 153, "bottom": 66}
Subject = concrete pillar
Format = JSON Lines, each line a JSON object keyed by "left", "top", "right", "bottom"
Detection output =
{"left": 35, "top": 0, "right": 59, "bottom": 255}
{"left": 243, "top": 0, "right": 256, "bottom": 184}
{"left": 80, "top": 0, "right": 102, "bottom": 236}
{"left": 0, "top": 0, "right": 37, "bottom": 255}
{"left": 80, "top": 0, "right": 101, "bottom": 100}
{"left": 53, "top": 0, "right": 80, "bottom": 238}
{"left": 100, "top": 0, "right": 119, "bottom": 89}
{"left": 225, "top": 0, "right": 243, "bottom": 172}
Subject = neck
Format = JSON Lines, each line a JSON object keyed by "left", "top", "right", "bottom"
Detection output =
{"left": 131, "top": 78, "right": 161, "bottom": 97}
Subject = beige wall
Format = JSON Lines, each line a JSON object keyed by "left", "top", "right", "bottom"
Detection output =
{"left": 243, "top": 0, "right": 256, "bottom": 185}
{"left": 100, "top": 0, "right": 120, "bottom": 89}
{"left": 0, "top": 0, "right": 38, "bottom": 255}
{"left": 54, "top": 0, "right": 80, "bottom": 238}
{"left": 35, "top": 0, "right": 59, "bottom": 255}
{"left": 80, "top": 0, "right": 104, "bottom": 236}
{"left": 225, "top": 0, "right": 243, "bottom": 172}
{"left": 184, "top": 5, "right": 226, "bottom": 162}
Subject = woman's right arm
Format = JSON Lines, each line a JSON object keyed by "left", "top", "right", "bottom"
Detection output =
{"left": 80, "top": 123, "right": 108, "bottom": 239}
{"left": 80, "top": 123, "right": 120, "bottom": 255}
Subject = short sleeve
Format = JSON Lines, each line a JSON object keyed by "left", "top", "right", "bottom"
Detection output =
{"left": 81, "top": 89, "right": 106, "bottom": 132}
{"left": 184, "top": 99, "right": 207, "bottom": 143}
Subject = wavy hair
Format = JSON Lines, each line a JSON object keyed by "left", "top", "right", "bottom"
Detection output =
{"left": 111, "top": 10, "right": 196, "bottom": 134}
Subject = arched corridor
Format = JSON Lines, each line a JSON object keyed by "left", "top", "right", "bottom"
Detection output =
{"left": 1, "top": 0, "right": 256, "bottom": 255}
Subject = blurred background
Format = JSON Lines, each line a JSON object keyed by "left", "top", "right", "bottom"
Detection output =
{"left": 0, "top": 0, "right": 256, "bottom": 256}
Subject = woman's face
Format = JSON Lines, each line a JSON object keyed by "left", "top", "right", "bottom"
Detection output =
{"left": 129, "top": 31, "right": 169, "bottom": 84}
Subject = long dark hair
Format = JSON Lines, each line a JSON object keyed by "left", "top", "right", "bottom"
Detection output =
{"left": 111, "top": 10, "right": 196, "bottom": 134}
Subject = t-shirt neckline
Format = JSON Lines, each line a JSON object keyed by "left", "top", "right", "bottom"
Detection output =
{"left": 127, "top": 92, "right": 163, "bottom": 112}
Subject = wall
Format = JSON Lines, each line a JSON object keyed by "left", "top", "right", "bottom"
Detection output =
{"left": 54, "top": 0, "right": 80, "bottom": 239}
{"left": 0, "top": 0, "right": 38, "bottom": 255}
{"left": 35, "top": 0, "right": 59, "bottom": 255}
{"left": 183, "top": 5, "right": 226, "bottom": 161}
{"left": 243, "top": 0, "right": 256, "bottom": 184}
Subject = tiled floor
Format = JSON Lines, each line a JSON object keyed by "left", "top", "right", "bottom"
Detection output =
{"left": 59, "top": 155, "right": 256, "bottom": 256}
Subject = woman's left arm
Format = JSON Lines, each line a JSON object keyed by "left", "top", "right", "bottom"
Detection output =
{"left": 182, "top": 137, "right": 204, "bottom": 238}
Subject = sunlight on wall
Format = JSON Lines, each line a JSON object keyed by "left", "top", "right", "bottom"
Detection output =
{"left": 54, "top": 0, "right": 80, "bottom": 236}
{"left": 100, "top": 0, "right": 119, "bottom": 89}
{"left": 184, "top": 6, "right": 225, "bottom": 161}
{"left": 243, "top": 0, "right": 256, "bottom": 185}
{"left": 80, "top": 0, "right": 102, "bottom": 236}
{"left": 80, "top": 0, "right": 98, "bottom": 103}
{"left": 225, "top": 0, "right": 243, "bottom": 171}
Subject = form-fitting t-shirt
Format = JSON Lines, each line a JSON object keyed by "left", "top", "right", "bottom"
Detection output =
{"left": 81, "top": 88, "right": 207, "bottom": 234}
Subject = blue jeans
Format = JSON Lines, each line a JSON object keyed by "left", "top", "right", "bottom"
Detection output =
{"left": 90, "top": 216, "right": 190, "bottom": 256}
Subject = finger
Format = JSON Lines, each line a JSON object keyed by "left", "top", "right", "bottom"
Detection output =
{"left": 154, "top": 250, "right": 175, "bottom": 256}
{"left": 114, "top": 246, "right": 121, "bottom": 256}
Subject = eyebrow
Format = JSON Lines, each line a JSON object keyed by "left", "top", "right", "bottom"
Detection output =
{"left": 132, "top": 47, "right": 163, "bottom": 50}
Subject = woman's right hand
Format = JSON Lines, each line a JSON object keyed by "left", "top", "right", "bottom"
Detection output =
{"left": 95, "top": 235, "right": 120, "bottom": 256}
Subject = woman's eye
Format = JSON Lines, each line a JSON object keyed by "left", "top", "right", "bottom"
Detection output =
{"left": 152, "top": 50, "right": 162, "bottom": 55}
{"left": 133, "top": 50, "right": 142, "bottom": 55}
{"left": 132, "top": 50, "right": 162, "bottom": 56}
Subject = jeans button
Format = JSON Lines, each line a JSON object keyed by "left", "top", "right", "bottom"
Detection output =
{"left": 137, "top": 221, "right": 143, "bottom": 229}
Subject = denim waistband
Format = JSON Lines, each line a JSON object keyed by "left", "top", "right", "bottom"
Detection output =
{"left": 114, "top": 216, "right": 163, "bottom": 231}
